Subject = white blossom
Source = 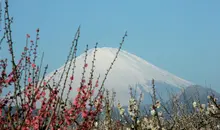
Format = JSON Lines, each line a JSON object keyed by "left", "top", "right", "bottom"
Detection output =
{"left": 193, "top": 101, "right": 197, "bottom": 108}
{"left": 151, "top": 109, "right": 156, "bottom": 116}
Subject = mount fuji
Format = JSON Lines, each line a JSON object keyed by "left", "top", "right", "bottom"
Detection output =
{"left": 45, "top": 47, "right": 193, "bottom": 105}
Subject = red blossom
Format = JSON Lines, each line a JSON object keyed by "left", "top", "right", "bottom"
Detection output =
{"left": 82, "top": 111, "right": 87, "bottom": 118}
{"left": 5, "top": 76, "right": 13, "bottom": 84}
{"left": 70, "top": 75, "right": 74, "bottom": 81}
{"left": 82, "top": 79, "right": 85, "bottom": 83}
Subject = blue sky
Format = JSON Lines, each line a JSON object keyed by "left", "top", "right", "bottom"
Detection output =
{"left": 1, "top": 0, "right": 220, "bottom": 92}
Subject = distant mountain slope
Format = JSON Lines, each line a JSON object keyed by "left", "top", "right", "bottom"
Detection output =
{"left": 178, "top": 85, "right": 220, "bottom": 104}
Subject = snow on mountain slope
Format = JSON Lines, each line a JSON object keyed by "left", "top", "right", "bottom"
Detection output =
{"left": 45, "top": 47, "right": 193, "bottom": 105}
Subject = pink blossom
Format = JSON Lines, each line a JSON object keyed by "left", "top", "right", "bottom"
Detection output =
{"left": 82, "top": 111, "right": 87, "bottom": 118}
{"left": 41, "top": 91, "right": 46, "bottom": 97}
{"left": 73, "top": 98, "right": 78, "bottom": 105}
{"left": 32, "top": 63, "right": 36, "bottom": 68}
{"left": 28, "top": 78, "right": 32, "bottom": 83}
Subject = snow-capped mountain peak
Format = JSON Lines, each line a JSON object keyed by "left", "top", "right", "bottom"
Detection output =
{"left": 46, "top": 47, "right": 193, "bottom": 105}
